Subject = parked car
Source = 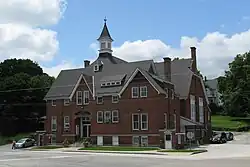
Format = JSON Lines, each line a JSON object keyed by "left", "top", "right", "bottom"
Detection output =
{"left": 225, "top": 132, "right": 234, "bottom": 141}
{"left": 15, "top": 138, "right": 36, "bottom": 148}
{"left": 210, "top": 132, "right": 227, "bottom": 144}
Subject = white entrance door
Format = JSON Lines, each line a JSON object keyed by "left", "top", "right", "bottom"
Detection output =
{"left": 97, "top": 136, "right": 103, "bottom": 146}
{"left": 112, "top": 136, "right": 119, "bottom": 146}
{"left": 165, "top": 134, "right": 172, "bottom": 149}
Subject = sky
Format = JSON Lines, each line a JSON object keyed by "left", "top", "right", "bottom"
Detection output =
{"left": 1, "top": 0, "right": 250, "bottom": 79}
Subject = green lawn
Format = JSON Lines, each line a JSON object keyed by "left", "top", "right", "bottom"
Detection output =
{"left": 157, "top": 149, "right": 207, "bottom": 153}
{"left": 211, "top": 115, "right": 248, "bottom": 129}
{"left": 0, "top": 133, "right": 32, "bottom": 146}
{"left": 79, "top": 146, "right": 159, "bottom": 151}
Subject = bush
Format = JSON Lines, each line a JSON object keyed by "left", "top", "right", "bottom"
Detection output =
{"left": 62, "top": 138, "right": 70, "bottom": 147}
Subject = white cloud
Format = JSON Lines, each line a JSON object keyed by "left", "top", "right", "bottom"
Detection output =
{"left": 0, "top": 0, "right": 67, "bottom": 76}
{"left": 90, "top": 29, "right": 250, "bottom": 79}
{"left": 0, "top": 0, "right": 67, "bottom": 26}
{"left": 0, "top": 24, "right": 58, "bottom": 62}
{"left": 42, "top": 61, "right": 81, "bottom": 77}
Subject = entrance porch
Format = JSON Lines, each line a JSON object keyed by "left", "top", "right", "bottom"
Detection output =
{"left": 75, "top": 111, "right": 91, "bottom": 140}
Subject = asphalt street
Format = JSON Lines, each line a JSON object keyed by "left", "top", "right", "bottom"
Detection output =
{"left": 1, "top": 150, "right": 250, "bottom": 167}
{"left": 1, "top": 133, "right": 250, "bottom": 167}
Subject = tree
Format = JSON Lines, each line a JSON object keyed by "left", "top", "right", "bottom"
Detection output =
{"left": 0, "top": 58, "right": 55, "bottom": 136}
{"left": 218, "top": 52, "right": 250, "bottom": 117}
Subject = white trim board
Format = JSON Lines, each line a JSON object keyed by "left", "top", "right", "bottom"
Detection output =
{"left": 118, "top": 68, "right": 160, "bottom": 97}
{"left": 69, "top": 74, "right": 93, "bottom": 100}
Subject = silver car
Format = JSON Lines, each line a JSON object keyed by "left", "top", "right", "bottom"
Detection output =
{"left": 15, "top": 138, "right": 35, "bottom": 148}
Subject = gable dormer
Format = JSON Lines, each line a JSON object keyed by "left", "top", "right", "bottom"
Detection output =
{"left": 93, "top": 60, "right": 103, "bottom": 72}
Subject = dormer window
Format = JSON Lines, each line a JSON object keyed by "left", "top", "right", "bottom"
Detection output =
{"left": 94, "top": 64, "right": 99, "bottom": 72}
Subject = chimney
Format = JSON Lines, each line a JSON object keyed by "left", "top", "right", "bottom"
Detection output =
{"left": 190, "top": 47, "right": 197, "bottom": 73}
{"left": 84, "top": 60, "right": 90, "bottom": 68}
{"left": 163, "top": 57, "right": 171, "bottom": 81}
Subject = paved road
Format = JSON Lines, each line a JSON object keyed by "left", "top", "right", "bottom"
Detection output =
{"left": 1, "top": 133, "right": 250, "bottom": 167}
{"left": 1, "top": 150, "right": 250, "bottom": 167}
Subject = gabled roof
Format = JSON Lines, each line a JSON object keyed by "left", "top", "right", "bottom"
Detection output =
{"left": 118, "top": 68, "right": 167, "bottom": 96}
{"left": 97, "top": 22, "right": 113, "bottom": 41}
{"left": 44, "top": 56, "right": 162, "bottom": 99}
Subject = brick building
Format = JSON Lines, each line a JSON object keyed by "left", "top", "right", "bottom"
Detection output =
{"left": 41, "top": 20, "right": 211, "bottom": 149}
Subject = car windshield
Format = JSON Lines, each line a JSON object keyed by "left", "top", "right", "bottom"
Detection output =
{"left": 17, "top": 139, "right": 26, "bottom": 143}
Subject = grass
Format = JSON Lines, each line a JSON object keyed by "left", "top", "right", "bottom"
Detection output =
{"left": 157, "top": 149, "right": 207, "bottom": 153}
{"left": 79, "top": 146, "right": 159, "bottom": 151}
{"left": 0, "top": 133, "right": 32, "bottom": 146}
{"left": 31, "top": 145, "right": 65, "bottom": 150}
{"left": 211, "top": 115, "right": 248, "bottom": 129}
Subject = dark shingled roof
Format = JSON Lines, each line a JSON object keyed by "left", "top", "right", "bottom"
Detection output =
{"left": 44, "top": 55, "right": 202, "bottom": 101}
{"left": 97, "top": 22, "right": 113, "bottom": 41}
{"left": 154, "top": 59, "right": 193, "bottom": 99}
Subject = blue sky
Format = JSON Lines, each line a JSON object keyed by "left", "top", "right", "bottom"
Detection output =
{"left": 48, "top": 0, "right": 250, "bottom": 69}
{"left": 1, "top": 0, "right": 250, "bottom": 78}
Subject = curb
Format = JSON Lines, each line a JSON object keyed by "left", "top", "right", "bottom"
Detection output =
{"left": 62, "top": 150, "right": 167, "bottom": 155}
{"left": 190, "top": 150, "right": 208, "bottom": 155}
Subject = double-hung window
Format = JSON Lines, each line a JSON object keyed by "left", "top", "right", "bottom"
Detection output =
{"left": 112, "top": 95, "right": 119, "bottom": 103}
{"left": 132, "top": 114, "right": 140, "bottom": 130}
{"left": 83, "top": 91, "right": 89, "bottom": 105}
{"left": 190, "top": 95, "right": 196, "bottom": 121}
{"left": 141, "top": 113, "right": 148, "bottom": 130}
{"left": 97, "top": 111, "right": 103, "bottom": 123}
{"left": 64, "top": 116, "right": 70, "bottom": 129}
{"left": 199, "top": 97, "right": 204, "bottom": 123}
{"left": 131, "top": 87, "right": 139, "bottom": 98}
{"left": 64, "top": 99, "right": 70, "bottom": 106}
{"left": 51, "top": 116, "right": 57, "bottom": 131}
{"left": 76, "top": 91, "right": 83, "bottom": 105}
{"left": 104, "top": 111, "right": 112, "bottom": 123}
{"left": 140, "top": 86, "right": 148, "bottom": 97}
{"left": 97, "top": 96, "right": 103, "bottom": 104}
{"left": 112, "top": 110, "right": 119, "bottom": 123}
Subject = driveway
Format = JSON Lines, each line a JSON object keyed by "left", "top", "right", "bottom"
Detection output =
{"left": 194, "top": 132, "right": 250, "bottom": 159}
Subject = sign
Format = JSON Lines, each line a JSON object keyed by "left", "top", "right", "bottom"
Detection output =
{"left": 186, "top": 131, "right": 194, "bottom": 139}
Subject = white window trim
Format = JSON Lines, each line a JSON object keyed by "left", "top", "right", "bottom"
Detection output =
{"left": 51, "top": 116, "right": 57, "bottom": 131}
{"left": 97, "top": 96, "right": 103, "bottom": 104}
{"left": 94, "top": 64, "right": 99, "bottom": 72}
{"left": 76, "top": 91, "right": 83, "bottom": 105}
{"left": 132, "top": 136, "right": 140, "bottom": 146}
{"left": 112, "top": 110, "right": 119, "bottom": 123}
{"left": 141, "top": 136, "right": 148, "bottom": 146}
{"left": 104, "top": 111, "right": 112, "bottom": 123}
{"left": 97, "top": 111, "right": 103, "bottom": 123}
{"left": 64, "top": 116, "right": 70, "bottom": 129}
{"left": 83, "top": 90, "right": 90, "bottom": 105}
{"left": 131, "top": 87, "right": 139, "bottom": 98}
{"left": 132, "top": 113, "right": 140, "bottom": 130}
{"left": 51, "top": 100, "right": 56, "bottom": 106}
{"left": 112, "top": 95, "right": 119, "bottom": 103}
{"left": 140, "top": 86, "right": 148, "bottom": 97}
{"left": 64, "top": 99, "right": 70, "bottom": 106}
{"left": 140, "top": 113, "right": 148, "bottom": 130}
